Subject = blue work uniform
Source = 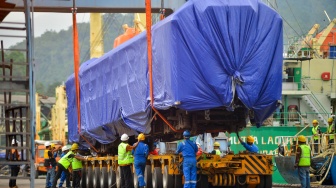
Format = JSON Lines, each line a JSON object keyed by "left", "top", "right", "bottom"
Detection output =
{"left": 176, "top": 139, "right": 198, "bottom": 188}
{"left": 58, "top": 152, "right": 67, "bottom": 187}
{"left": 241, "top": 142, "right": 259, "bottom": 153}
{"left": 132, "top": 141, "right": 149, "bottom": 187}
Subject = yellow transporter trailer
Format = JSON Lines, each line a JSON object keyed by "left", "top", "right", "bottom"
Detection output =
{"left": 81, "top": 153, "right": 273, "bottom": 188}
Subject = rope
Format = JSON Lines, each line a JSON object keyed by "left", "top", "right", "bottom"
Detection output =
{"left": 315, "top": 152, "right": 334, "bottom": 185}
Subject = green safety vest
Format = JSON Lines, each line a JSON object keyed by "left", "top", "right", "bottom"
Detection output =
{"left": 298, "top": 145, "right": 311, "bottom": 167}
{"left": 312, "top": 125, "right": 319, "bottom": 140}
{"left": 328, "top": 124, "right": 334, "bottom": 140}
{"left": 118, "top": 142, "right": 133, "bottom": 165}
{"left": 72, "top": 157, "right": 83, "bottom": 170}
{"left": 58, "top": 151, "right": 74, "bottom": 169}
{"left": 215, "top": 149, "right": 221, "bottom": 155}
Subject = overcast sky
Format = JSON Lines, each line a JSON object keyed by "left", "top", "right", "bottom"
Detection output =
{"left": 0, "top": 12, "right": 90, "bottom": 48}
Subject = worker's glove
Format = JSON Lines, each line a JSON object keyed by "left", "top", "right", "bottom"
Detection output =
{"left": 84, "top": 156, "right": 89, "bottom": 161}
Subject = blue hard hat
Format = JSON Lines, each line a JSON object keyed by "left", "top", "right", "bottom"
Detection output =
{"left": 183, "top": 130, "right": 191, "bottom": 137}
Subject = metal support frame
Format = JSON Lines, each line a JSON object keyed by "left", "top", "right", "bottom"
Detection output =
{"left": 0, "top": 0, "right": 35, "bottom": 186}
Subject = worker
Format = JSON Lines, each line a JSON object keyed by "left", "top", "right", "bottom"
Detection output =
{"left": 50, "top": 143, "right": 60, "bottom": 188}
{"left": 44, "top": 141, "right": 58, "bottom": 188}
{"left": 175, "top": 130, "right": 198, "bottom": 188}
{"left": 312, "top": 119, "right": 321, "bottom": 154}
{"left": 236, "top": 132, "right": 259, "bottom": 153}
{"left": 326, "top": 117, "right": 334, "bottom": 145}
{"left": 294, "top": 135, "right": 311, "bottom": 188}
{"left": 196, "top": 142, "right": 203, "bottom": 156}
{"left": 149, "top": 143, "right": 159, "bottom": 155}
{"left": 132, "top": 133, "right": 149, "bottom": 188}
{"left": 118, "top": 133, "right": 139, "bottom": 188}
{"left": 8, "top": 139, "right": 20, "bottom": 188}
{"left": 51, "top": 143, "right": 88, "bottom": 188}
{"left": 70, "top": 143, "right": 86, "bottom": 188}
{"left": 211, "top": 142, "right": 221, "bottom": 155}
{"left": 58, "top": 146, "right": 70, "bottom": 188}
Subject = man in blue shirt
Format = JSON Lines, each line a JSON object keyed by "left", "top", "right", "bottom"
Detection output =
{"left": 176, "top": 130, "right": 198, "bottom": 188}
{"left": 237, "top": 132, "right": 259, "bottom": 153}
{"left": 132, "top": 133, "right": 149, "bottom": 188}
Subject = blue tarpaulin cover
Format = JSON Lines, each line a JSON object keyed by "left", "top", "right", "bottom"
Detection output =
{"left": 66, "top": 0, "right": 283, "bottom": 145}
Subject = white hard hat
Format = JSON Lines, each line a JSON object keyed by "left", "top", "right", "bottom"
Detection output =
{"left": 44, "top": 141, "right": 51, "bottom": 147}
{"left": 121, "top": 133, "right": 129, "bottom": 141}
{"left": 62, "top": 145, "right": 70, "bottom": 152}
{"left": 12, "top": 139, "right": 17, "bottom": 145}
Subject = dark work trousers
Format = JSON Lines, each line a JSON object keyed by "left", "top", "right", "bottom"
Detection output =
{"left": 120, "top": 165, "right": 134, "bottom": 188}
{"left": 9, "top": 166, "right": 20, "bottom": 187}
{"left": 51, "top": 163, "right": 71, "bottom": 188}
{"left": 313, "top": 139, "right": 319, "bottom": 154}
{"left": 72, "top": 169, "right": 82, "bottom": 188}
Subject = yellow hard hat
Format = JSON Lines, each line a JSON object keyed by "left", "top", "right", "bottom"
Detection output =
{"left": 214, "top": 142, "right": 220, "bottom": 147}
{"left": 50, "top": 143, "right": 55, "bottom": 148}
{"left": 328, "top": 118, "right": 333, "bottom": 123}
{"left": 312, "top": 120, "right": 318, "bottom": 124}
{"left": 137, "top": 133, "right": 145, "bottom": 141}
{"left": 247, "top": 136, "right": 254, "bottom": 143}
{"left": 298, "top": 135, "right": 306, "bottom": 142}
{"left": 71, "top": 143, "right": 79, "bottom": 151}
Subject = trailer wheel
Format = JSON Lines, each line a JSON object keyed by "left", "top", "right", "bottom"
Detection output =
{"left": 174, "top": 174, "right": 183, "bottom": 188}
{"left": 133, "top": 168, "right": 138, "bottom": 188}
{"left": 152, "top": 167, "right": 163, "bottom": 188}
{"left": 100, "top": 167, "right": 108, "bottom": 188}
{"left": 81, "top": 166, "right": 87, "bottom": 188}
{"left": 145, "top": 165, "right": 152, "bottom": 188}
{"left": 87, "top": 167, "right": 94, "bottom": 188}
{"left": 163, "top": 165, "right": 174, "bottom": 188}
{"left": 93, "top": 167, "right": 101, "bottom": 188}
{"left": 256, "top": 175, "right": 265, "bottom": 188}
{"left": 197, "top": 174, "right": 208, "bottom": 188}
{"left": 264, "top": 175, "right": 272, "bottom": 188}
{"left": 108, "top": 167, "right": 117, "bottom": 188}
{"left": 235, "top": 175, "right": 247, "bottom": 188}
{"left": 116, "top": 166, "right": 121, "bottom": 188}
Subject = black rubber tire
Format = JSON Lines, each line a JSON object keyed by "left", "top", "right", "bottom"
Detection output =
{"left": 93, "top": 167, "right": 101, "bottom": 188}
{"left": 264, "top": 175, "right": 272, "bottom": 188}
{"left": 87, "top": 167, "right": 94, "bottom": 188}
{"left": 197, "top": 174, "right": 209, "bottom": 188}
{"left": 235, "top": 175, "right": 247, "bottom": 188}
{"left": 152, "top": 167, "right": 163, "bottom": 188}
{"left": 100, "top": 167, "right": 108, "bottom": 188}
{"left": 108, "top": 167, "right": 117, "bottom": 188}
{"left": 81, "top": 166, "right": 87, "bottom": 188}
{"left": 116, "top": 166, "right": 121, "bottom": 188}
{"left": 145, "top": 165, "right": 152, "bottom": 188}
{"left": 256, "top": 175, "right": 265, "bottom": 188}
{"left": 174, "top": 174, "right": 183, "bottom": 188}
{"left": 134, "top": 167, "right": 138, "bottom": 188}
{"left": 162, "top": 165, "right": 174, "bottom": 188}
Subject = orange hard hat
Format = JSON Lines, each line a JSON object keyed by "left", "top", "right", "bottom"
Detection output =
{"left": 247, "top": 136, "right": 254, "bottom": 143}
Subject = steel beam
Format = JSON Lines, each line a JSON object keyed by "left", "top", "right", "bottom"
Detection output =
{"left": 6, "top": 0, "right": 186, "bottom": 14}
